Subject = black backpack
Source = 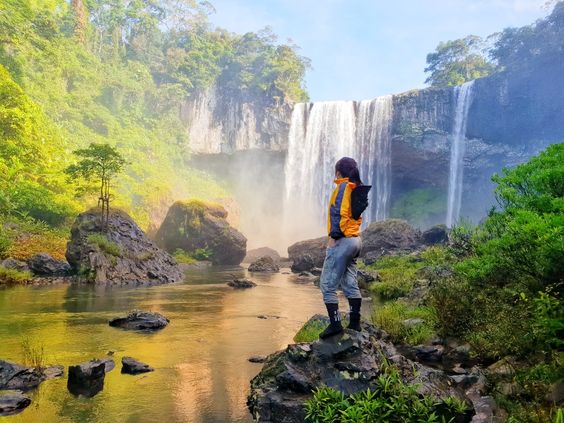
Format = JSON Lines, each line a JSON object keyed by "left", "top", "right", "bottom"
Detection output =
{"left": 351, "top": 185, "right": 371, "bottom": 220}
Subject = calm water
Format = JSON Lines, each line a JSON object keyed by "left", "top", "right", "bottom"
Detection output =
{"left": 0, "top": 266, "right": 367, "bottom": 423}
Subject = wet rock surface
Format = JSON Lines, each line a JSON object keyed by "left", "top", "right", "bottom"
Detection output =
{"left": 0, "top": 391, "right": 31, "bottom": 416}
{"left": 27, "top": 253, "right": 70, "bottom": 276}
{"left": 109, "top": 310, "right": 170, "bottom": 331}
{"left": 67, "top": 359, "right": 113, "bottom": 397}
{"left": 155, "top": 200, "right": 247, "bottom": 265}
{"left": 121, "top": 357, "right": 154, "bottom": 374}
{"left": 248, "top": 320, "right": 476, "bottom": 423}
{"left": 66, "top": 209, "right": 182, "bottom": 285}
{"left": 248, "top": 256, "right": 280, "bottom": 273}
{"left": 0, "top": 360, "right": 63, "bottom": 391}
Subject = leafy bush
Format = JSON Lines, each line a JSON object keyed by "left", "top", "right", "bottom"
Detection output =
{"left": 372, "top": 301, "right": 436, "bottom": 345}
{"left": 0, "top": 230, "right": 11, "bottom": 258}
{"left": 0, "top": 267, "right": 32, "bottom": 285}
{"left": 192, "top": 247, "right": 213, "bottom": 261}
{"left": 173, "top": 249, "right": 196, "bottom": 265}
{"left": 369, "top": 255, "right": 424, "bottom": 300}
{"left": 87, "top": 233, "right": 121, "bottom": 257}
{"left": 305, "top": 364, "right": 470, "bottom": 422}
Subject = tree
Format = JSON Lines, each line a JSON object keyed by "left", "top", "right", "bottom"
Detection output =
{"left": 424, "top": 35, "right": 494, "bottom": 87}
{"left": 65, "top": 143, "right": 127, "bottom": 231}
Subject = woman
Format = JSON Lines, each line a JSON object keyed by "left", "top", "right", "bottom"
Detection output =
{"left": 319, "top": 157, "right": 369, "bottom": 339}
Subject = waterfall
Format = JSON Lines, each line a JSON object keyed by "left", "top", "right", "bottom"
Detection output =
{"left": 283, "top": 96, "right": 393, "bottom": 242}
{"left": 446, "top": 81, "right": 475, "bottom": 228}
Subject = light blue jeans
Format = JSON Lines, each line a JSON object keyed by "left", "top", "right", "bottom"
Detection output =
{"left": 319, "top": 236, "right": 362, "bottom": 303}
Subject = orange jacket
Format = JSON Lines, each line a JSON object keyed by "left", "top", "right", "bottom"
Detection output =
{"left": 327, "top": 177, "right": 362, "bottom": 239}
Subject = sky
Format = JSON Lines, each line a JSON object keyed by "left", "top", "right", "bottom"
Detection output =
{"left": 208, "top": 0, "right": 551, "bottom": 101}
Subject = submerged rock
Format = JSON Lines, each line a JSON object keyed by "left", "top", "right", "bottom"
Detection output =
{"left": 121, "top": 357, "right": 154, "bottom": 374}
{"left": 0, "top": 392, "right": 31, "bottom": 416}
{"left": 288, "top": 236, "right": 326, "bottom": 272}
{"left": 109, "top": 310, "right": 169, "bottom": 331}
{"left": 248, "top": 320, "right": 472, "bottom": 423}
{"left": 248, "top": 256, "right": 280, "bottom": 273}
{"left": 27, "top": 253, "right": 70, "bottom": 276}
{"left": 155, "top": 200, "right": 247, "bottom": 265}
{"left": 66, "top": 208, "right": 182, "bottom": 285}
{"left": 0, "top": 360, "right": 63, "bottom": 391}
{"left": 67, "top": 359, "right": 113, "bottom": 397}
{"left": 227, "top": 278, "right": 256, "bottom": 289}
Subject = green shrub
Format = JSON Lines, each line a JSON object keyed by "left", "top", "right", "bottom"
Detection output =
{"left": 428, "top": 277, "right": 474, "bottom": 338}
{"left": 192, "top": 247, "right": 212, "bottom": 261}
{"left": 0, "top": 231, "right": 11, "bottom": 258}
{"left": 87, "top": 233, "right": 121, "bottom": 257}
{"left": 173, "top": 249, "right": 196, "bottom": 265}
{"left": 372, "top": 301, "right": 436, "bottom": 345}
{"left": 369, "top": 255, "right": 424, "bottom": 300}
{"left": 0, "top": 266, "right": 32, "bottom": 285}
{"left": 305, "top": 364, "right": 469, "bottom": 422}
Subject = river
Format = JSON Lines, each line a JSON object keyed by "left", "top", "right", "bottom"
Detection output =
{"left": 0, "top": 265, "right": 370, "bottom": 422}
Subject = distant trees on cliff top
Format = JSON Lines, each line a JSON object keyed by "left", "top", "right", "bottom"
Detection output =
{"left": 425, "top": 1, "right": 564, "bottom": 87}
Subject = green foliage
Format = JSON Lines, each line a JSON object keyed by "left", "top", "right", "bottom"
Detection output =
{"left": 0, "top": 266, "right": 32, "bottom": 285}
{"left": 305, "top": 365, "right": 469, "bottom": 422}
{"left": 20, "top": 337, "right": 45, "bottom": 369}
{"left": 425, "top": 35, "right": 494, "bottom": 87}
{"left": 368, "top": 255, "right": 424, "bottom": 300}
{"left": 294, "top": 318, "right": 333, "bottom": 343}
{"left": 173, "top": 249, "right": 196, "bottom": 265}
{"left": 87, "top": 233, "right": 121, "bottom": 257}
{"left": 390, "top": 188, "right": 446, "bottom": 228}
{"left": 191, "top": 247, "right": 212, "bottom": 261}
{"left": 372, "top": 301, "right": 436, "bottom": 345}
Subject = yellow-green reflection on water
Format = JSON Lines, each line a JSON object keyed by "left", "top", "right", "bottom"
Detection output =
{"left": 0, "top": 266, "right": 365, "bottom": 423}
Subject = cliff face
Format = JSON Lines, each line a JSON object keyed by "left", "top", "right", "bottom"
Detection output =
{"left": 180, "top": 85, "right": 292, "bottom": 154}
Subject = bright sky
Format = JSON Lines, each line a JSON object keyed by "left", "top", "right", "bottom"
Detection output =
{"left": 208, "top": 0, "right": 550, "bottom": 101}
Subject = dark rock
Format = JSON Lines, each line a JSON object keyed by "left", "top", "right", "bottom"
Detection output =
{"left": 310, "top": 267, "right": 323, "bottom": 276}
{"left": 248, "top": 320, "right": 469, "bottom": 423}
{"left": 121, "top": 357, "right": 154, "bottom": 374}
{"left": 361, "top": 219, "right": 421, "bottom": 264}
{"left": 357, "top": 268, "right": 376, "bottom": 285}
{"left": 0, "top": 361, "right": 63, "bottom": 391}
{"left": 248, "top": 356, "right": 267, "bottom": 363}
{"left": 288, "top": 236, "right": 326, "bottom": 272}
{"left": 227, "top": 278, "right": 256, "bottom": 289}
{"left": 248, "top": 256, "right": 280, "bottom": 273}
{"left": 109, "top": 310, "right": 169, "bottom": 331}
{"left": 27, "top": 253, "right": 70, "bottom": 276}
{"left": 66, "top": 208, "right": 182, "bottom": 285}
{"left": 422, "top": 224, "right": 449, "bottom": 245}
{"left": 244, "top": 247, "right": 281, "bottom": 263}
{"left": 67, "top": 359, "right": 109, "bottom": 397}
{"left": 257, "top": 315, "right": 282, "bottom": 320}
{"left": 0, "top": 392, "right": 31, "bottom": 416}
{"left": 155, "top": 200, "right": 246, "bottom": 265}
{"left": 415, "top": 345, "right": 444, "bottom": 363}
{"left": 0, "top": 258, "right": 30, "bottom": 272}
{"left": 546, "top": 379, "right": 564, "bottom": 404}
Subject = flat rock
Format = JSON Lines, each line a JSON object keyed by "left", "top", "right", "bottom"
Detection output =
{"left": 0, "top": 360, "right": 63, "bottom": 391}
{"left": 0, "top": 392, "right": 31, "bottom": 416}
{"left": 109, "top": 310, "right": 169, "bottom": 331}
{"left": 121, "top": 357, "right": 154, "bottom": 374}
{"left": 227, "top": 278, "right": 256, "bottom": 289}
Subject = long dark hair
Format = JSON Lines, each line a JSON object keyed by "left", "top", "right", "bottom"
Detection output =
{"left": 335, "top": 157, "right": 362, "bottom": 185}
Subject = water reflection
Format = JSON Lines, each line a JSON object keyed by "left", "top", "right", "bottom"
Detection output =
{"left": 0, "top": 266, "right": 348, "bottom": 423}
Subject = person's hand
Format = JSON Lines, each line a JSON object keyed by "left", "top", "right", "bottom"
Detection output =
{"left": 327, "top": 237, "right": 336, "bottom": 248}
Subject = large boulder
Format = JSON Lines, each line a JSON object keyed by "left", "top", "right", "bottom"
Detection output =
{"left": 155, "top": 200, "right": 247, "bottom": 265}
{"left": 121, "top": 357, "right": 154, "bottom": 375}
{"left": 66, "top": 209, "right": 182, "bottom": 285}
{"left": 67, "top": 359, "right": 113, "bottom": 397}
{"left": 248, "top": 256, "right": 280, "bottom": 273}
{"left": 287, "top": 236, "right": 326, "bottom": 273}
{"left": 27, "top": 253, "right": 70, "bottom": 276}
{"left": 422, "top": 224, "right": 449, "bottom": 245}
{"left": 361, "top": 219, "right": 421, "bottom": 264}
{"left": 248, "top": 321, "right": 475, "bottom": 423}
{"left": 244, "top": 247, "right": 281, "bottom": 263}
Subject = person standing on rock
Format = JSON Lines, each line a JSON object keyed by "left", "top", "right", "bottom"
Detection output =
{"left": 319, "top": 157, "right": 370, "bottom": 339}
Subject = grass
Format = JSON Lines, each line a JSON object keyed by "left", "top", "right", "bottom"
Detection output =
{"left": 21, "top": 337, "right": 45, "bottom": 369}
{"left": 372, "top": 300, "right": 437, "bottom": 345}
{"left": 293, "top": 315, "right": 350, "bottom": 343}
{"left": 0, "top": 267, "right": 32, "bottom": 285}
{"left": 173, "top": 249, "right": 197, "bottom": 265}
{"left": 368, "top": 255, "right": 424, "bottom": 300}
{"left": 87, "top": 233, "right": 122, "bottom": 257}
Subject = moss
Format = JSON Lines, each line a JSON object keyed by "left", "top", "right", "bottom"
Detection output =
{"left": 87, "top": 233, "right": 122, "bottom": 257}
{"left": 368, "top": 255, "right": 424, "bottom": 300}
{"left": 293, "top": 315, "right": 349, "bottom": 343}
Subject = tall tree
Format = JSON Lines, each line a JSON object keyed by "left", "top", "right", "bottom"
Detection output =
{"left": 425, "top": 35, "right": 494, "bottom": 87}
{"left": 71, "top": 0, "right": 88, "bottom": 44}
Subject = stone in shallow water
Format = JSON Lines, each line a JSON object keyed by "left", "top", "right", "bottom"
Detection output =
{"left": 248, "top": 356, "right": 267, "bottom": 363}
{"left": 67, "top": 359, "right": 112, "bottom": 397}
{"left": 227, "top": 278, "right": 256, "bottom": 289}
{"left": 248, "top": 256, "right": 280, "bottom": 273}
{"left": 0, "top": 360, "right": 63, "bottom": 391}
{"left": 121, "top": 357, "right": 154, "bottom": 375}
{"left": 109, "top": 310, "right": 169, "bottom": 331}
{"left": 0, "top": 392, "right": 31, "bottom": 416}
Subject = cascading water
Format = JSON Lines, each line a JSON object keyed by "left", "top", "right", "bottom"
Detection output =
{"left": 283, "top": 96, "right": 393, "bottom": 243}
{"left": 446, "top": 81, "right": 475, "bottom": 228}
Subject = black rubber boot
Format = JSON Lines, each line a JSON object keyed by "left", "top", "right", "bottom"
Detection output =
{"left": 347, "top": 298, "right": 362, "bottom": 331}
{"left": 319, "top": 303, "right": 343, "bottom": 339}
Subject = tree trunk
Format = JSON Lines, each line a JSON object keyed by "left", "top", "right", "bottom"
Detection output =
{"left": 71, "top": 0, "right": 88, "bottom": 44}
